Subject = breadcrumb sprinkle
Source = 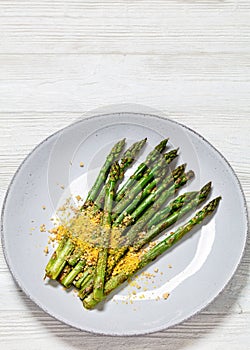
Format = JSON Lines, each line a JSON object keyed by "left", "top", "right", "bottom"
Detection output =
{"left": 40, "top": 224, "right": 46, "bottom": 232}
{"left": 163, "top": 292, "right": 170, "bottom": 300}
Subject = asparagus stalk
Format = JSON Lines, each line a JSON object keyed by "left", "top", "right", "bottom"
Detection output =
{"left": 58, "top": 265, "right": 72, "bottom": 283}
{"left": 74, "top": 272, "right": 88, "bottom": 289}
{"left": 67, "top": 248, "right": 82, "bottom": 266}
{"left": 146, "top": 191, "right": 197, "bottom": 229}
{"left": 45, "top": 238, "right": 75, "bottom": 279}
{"left": 45, "top": 236, "right": 68, "bottom": 274}
{"left": 74, "top": 268, "right": 94, "bottom": 289}
{"left": 61, "top": 259, "right": 86, "bottom": 288}
{"left": 93, "top": 162, "right": 120, "bottom": 301}
{"left": 83, "top": 197, "right": 221, "bottom": 309}
{"left": 79, "top": 276, "right": 94, "bottom": 299}
{"left": 112, "top": 149, "right": 179, "bottom": 222}
{"left": 115, "top": 139, "right": 168, "bottom": 202}
{"left": 83, "top": 138, "right": 125, "bottom": 207}
{"left": 94, "top": 138, "right": 147, "bottom": 210}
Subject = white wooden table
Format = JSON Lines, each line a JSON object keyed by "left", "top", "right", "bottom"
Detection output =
{"left": 0, "top": 1, "right": 249, "bottom": 349}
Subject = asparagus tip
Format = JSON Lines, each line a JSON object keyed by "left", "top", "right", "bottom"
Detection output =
{"left": 205, "top": 196, "right": 222, "bottom": 212}
{"left": 156, "top": 138, "right": 169, "bottom": 152}
{"left": 200, "top": 181, "right": 212, "bottom": 195}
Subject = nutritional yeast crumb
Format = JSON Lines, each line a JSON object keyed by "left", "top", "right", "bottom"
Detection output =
{"left": 163, "top": 292, "right": 170, "bottom": 300}
{"left": 40, "top": 224, "right": 46, "bottom": 232}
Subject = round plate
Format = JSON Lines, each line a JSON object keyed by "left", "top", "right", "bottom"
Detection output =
{"left": 1, "top": 113, "right": 248, "bottom": 335}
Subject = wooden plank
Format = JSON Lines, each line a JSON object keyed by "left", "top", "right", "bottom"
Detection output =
{"left": 0, "top": 2, "right": 249, "bottom": 54}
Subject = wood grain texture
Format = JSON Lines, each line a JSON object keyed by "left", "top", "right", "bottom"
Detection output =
{"left": 0, "top": 0, "right": 249, "bottom": 349}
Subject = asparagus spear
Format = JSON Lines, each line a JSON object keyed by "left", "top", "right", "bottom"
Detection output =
{"left": 58, "top": 265, "right": 72, "bottom": 283}
{"left": 94, "top": 138, "right": 147, "bottom": 210}
{"left": 74, "top": 268, "right": 94, "bottom": 289}
{"left": 45, "top": 236, "right": 68, "bottom": 275}
{"left": 83, "top": 138, "right": 125, "bottom": 207}
{"left": 115, "top": 139, "right": 168, "bottom": 202}
{"left": 67, "top": 248, "right": 82, "bottom": 266}
{"left": 79, "top": 277, "right": 94, "bottom": 299}
{"left": 112, "top": 149, "right": 179, "bottom": 222}
{"left": 146, "top": 191, "right": 197, "bottom": 229}
{"left": 45, "top": 238, "right": 75, "bottom": 279}
{"left": 133, "top": 182, "right": 212, "bottom": 250}
{"left": 61, "top": 259, "right": 86, "bottom": 288}
{"left": 93, "top": 162, "right": 120, "bottom": 301}
{"left": 83, "top": 197, "right": 221, "bottom": 309}
{"left": 74, "top": 272, "right": 88, "bottom": 289}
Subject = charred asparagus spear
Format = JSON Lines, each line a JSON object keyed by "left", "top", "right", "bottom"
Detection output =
{"left": 93, "top": 162, "right": 120, "bottom": 301}
{"left": 83, "top": 138, "right": 125, "bottom": 207}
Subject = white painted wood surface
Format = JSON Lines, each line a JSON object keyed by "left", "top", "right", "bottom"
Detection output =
{"left": 0, "top": 1, "right": 249, "bottom": 348}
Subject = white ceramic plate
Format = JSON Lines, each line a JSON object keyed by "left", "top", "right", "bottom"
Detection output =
{"left": 1, "top": 113, "right": 248, "bottom": 335}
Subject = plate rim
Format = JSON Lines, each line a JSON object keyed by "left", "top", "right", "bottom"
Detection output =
{"left": 1, "top": 111, "right": 249, "bottom": 336}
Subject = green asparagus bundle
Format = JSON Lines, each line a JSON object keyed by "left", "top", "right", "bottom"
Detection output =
{"left": 44, "top": 137, "right": 221, "bottom": 310}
